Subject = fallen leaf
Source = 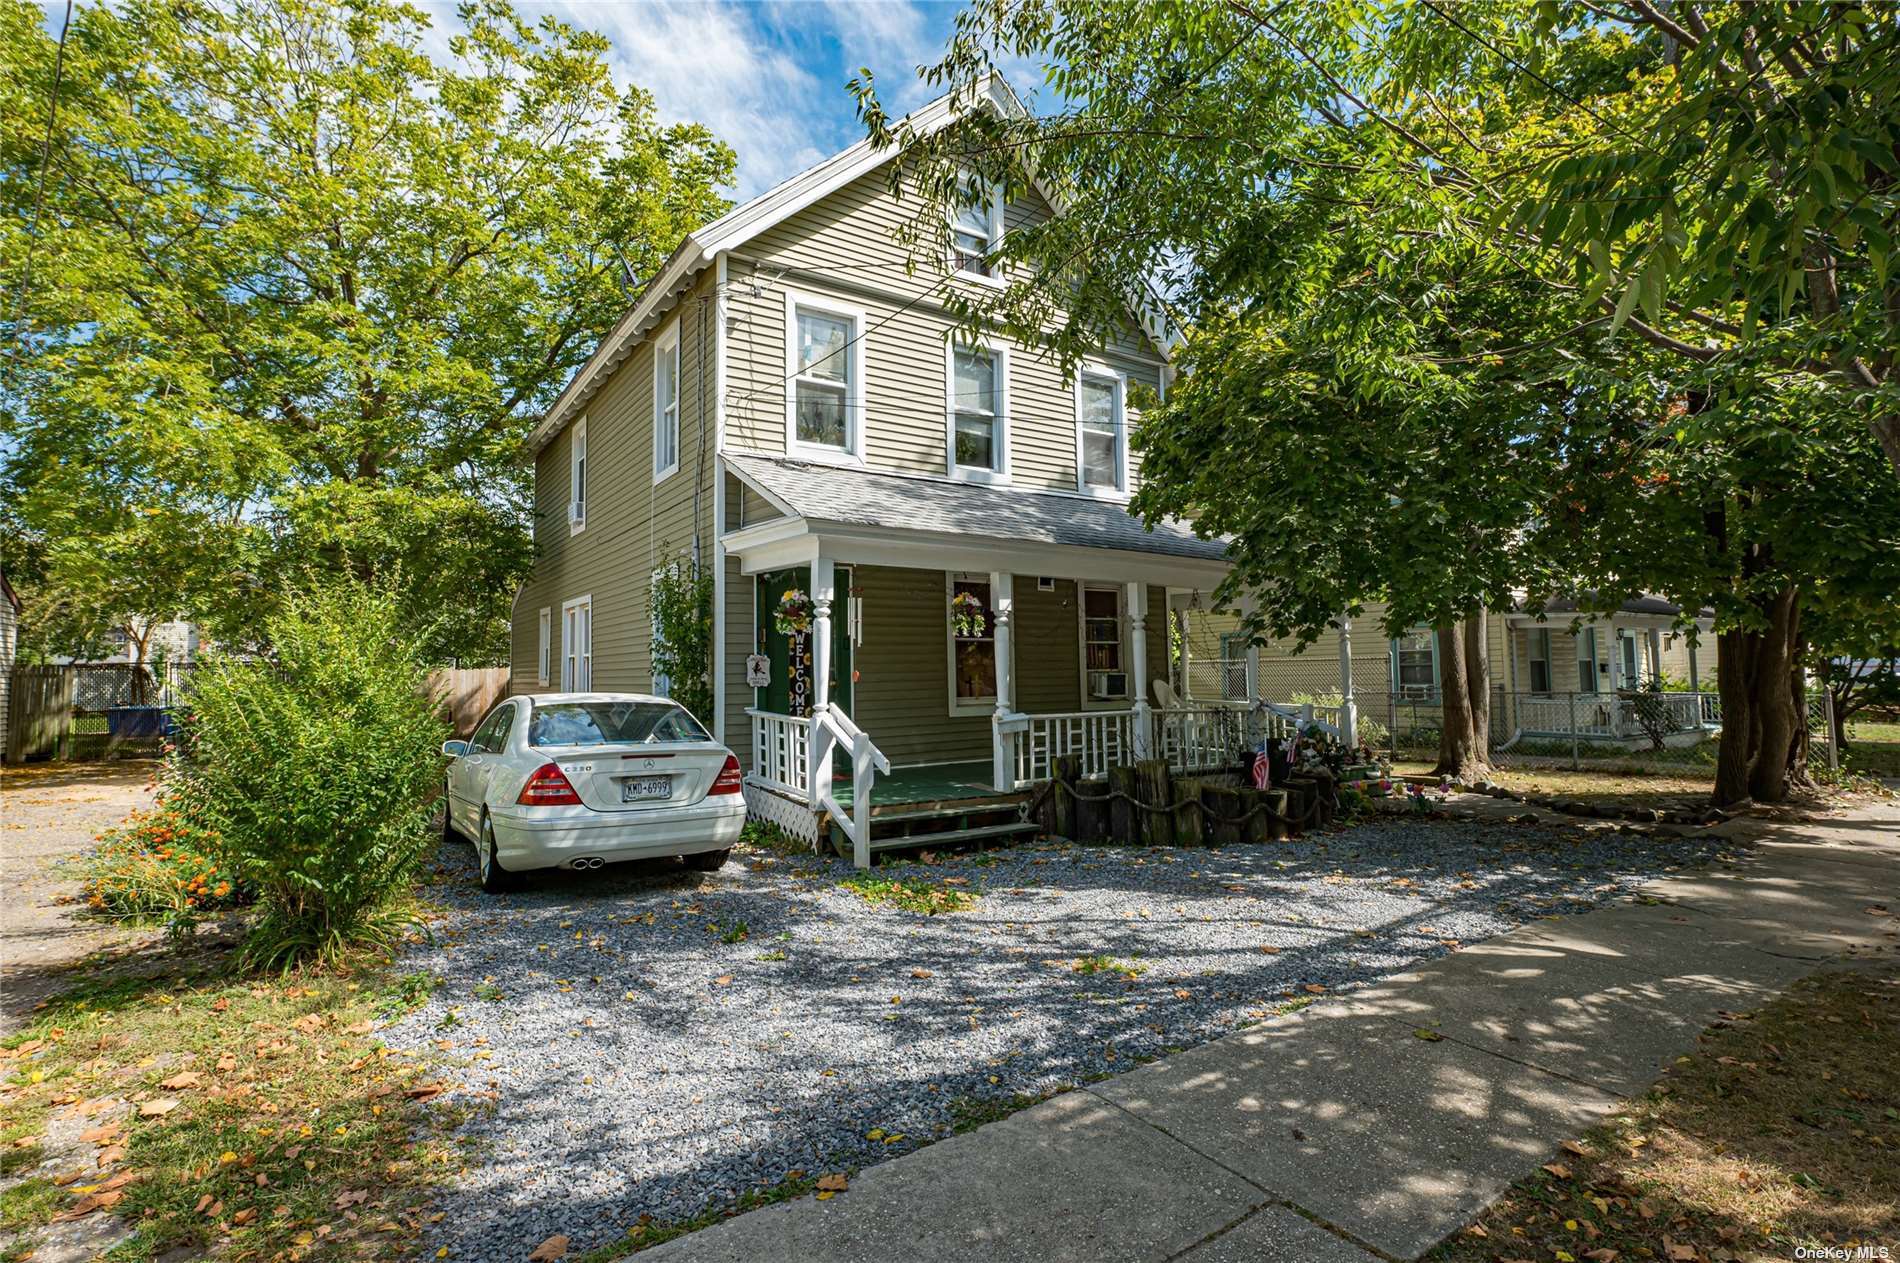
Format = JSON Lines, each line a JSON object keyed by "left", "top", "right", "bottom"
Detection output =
{"left": 1413, "top": 1028, "right": 1444, "bottom": 1042}
{"left": 404, "top": 1082, "right": 447, "bottom": 1102}
{"left": 138, "top": 1098, "right": 180, "bottom": 1118}
{"left": 1662, "top": 1239, "right": 1696, "bottom": 1262}
{"left": 909, "top": 969, "right": 933, "bottom": 979}
{"left": 1584, "top": 1250, "right": 1620, "bottom": 1262}
{"left": 1303, "top": 984, "right": 1326, "bottom": 994}
{"left": 52, "top": 1189, "right": 123, "bottom": 1221}
{"left": 345, "top": 1021, "right": 376, "bottom": 1035}
{"left": 1561, "top": 1139, "right": 1589, "bottom": 1157}
{"left": 815, "top": 1173, "right": 848, "bottom": 1193}
{"left": 79, "top": 1125, "right": 122, "bottom": 1145}
{"left": 232, "top": 1208, "right": 259, "bottom": 1226}
{"left": 334, "top": 1189, "right": 370, "bottom": 1210}
{"left": 713, "top": 975, "right": 733, "bottom": 987}
{"left": 1257, "top": 945, "right": 1281, "bottom": 955}
{"left": 527, "top": 1234, "right": 570, "bottom": 1261}
{"left": 159, "top": 1071, "right": 201, "bottom": 1090}
{"left": 1542, "top": 1162, "right": 1573, "bottom": 1180}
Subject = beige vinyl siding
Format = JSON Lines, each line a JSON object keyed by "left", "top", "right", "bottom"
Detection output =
{"left": 738, "top": 484, "right": 782, "bottom": 527}
{"left": 723, "top": 166, "right": 1166, "bottom": 492}
{"left": 721, "top": 551, "right": 754, "bottom": 759}
{"left": 510, "top": 272, "right": 720, "bottom": 706}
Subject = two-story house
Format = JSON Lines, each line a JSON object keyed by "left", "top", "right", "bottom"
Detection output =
{"left": 508, "top": 78, "right": 1240, "bottom": 863}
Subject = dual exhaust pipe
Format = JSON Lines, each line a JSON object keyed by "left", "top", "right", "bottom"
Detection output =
{"left": 566, "top": 856, "right": 608, "bottom": 870}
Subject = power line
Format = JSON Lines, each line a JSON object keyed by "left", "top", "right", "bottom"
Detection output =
{"left": 6, "top": 0, "right": 75, "bottom": 386}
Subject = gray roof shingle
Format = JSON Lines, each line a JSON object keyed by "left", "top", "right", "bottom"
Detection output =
{"left": 727, "top": 453, "right": 1229, "bottom": 564}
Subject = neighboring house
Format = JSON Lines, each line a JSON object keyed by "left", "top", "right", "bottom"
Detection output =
{"left": 1, "top": 571, "right": 19, "bottom": 762}
{"left": 509, "top": 77, "right": 1238, "bottom": 861}
{"left": 1178, "top": 594, "right": 1718, "bottom": 746}
{"left": 48, "top": 618, "right": 202, "bottom": 667}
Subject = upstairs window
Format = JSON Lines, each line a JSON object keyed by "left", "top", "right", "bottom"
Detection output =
{"left": 654, "top": 323, "right": 680, "bottom": 481}
{"left": 786, "top": 293, "right": 864, "bottom": 460}
{"left": 949, "top": 174, "right": 1002, "bottom": 278}
{"left": 562, "top": 596, "right": 592, "bottom": 691}
{"left": 568, "top": 417, "right": 587, "bottom": 534}
{"left": 948, "top": 342, "right": 1007, "bottom": 480}
{"left": 537, "top": 607, "right": 551, "bottom": 686}
{"left": 1076, "top": 368, "right": 1126, "bottom": 494}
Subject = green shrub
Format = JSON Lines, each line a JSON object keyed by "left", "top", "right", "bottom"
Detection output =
{"left": 81, "top": 794, "right": 250, "bottom": 934}
{"left": 180, "top": 580, "right": 448, "bottom": 970}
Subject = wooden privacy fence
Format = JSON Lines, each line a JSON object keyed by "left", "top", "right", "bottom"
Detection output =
{"left": 427, "top": 667, "right": 511, "bottom": 737}
{"left": 4, "top": 663, "right": 511, "bottom": 761}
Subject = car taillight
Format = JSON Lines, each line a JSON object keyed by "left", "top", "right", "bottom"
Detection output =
{"left": 517, "top": 763, "right": 582, "bottom": 806}
{"left": 709, "top": 754, "right": 743, "bottom": 796}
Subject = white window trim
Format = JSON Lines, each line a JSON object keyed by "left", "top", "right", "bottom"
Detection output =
{"left": 783, "top": 287, "right": 868, "bottom": 465}
{"left": 946, "top": 174, "right": 1007, "bottom": 288}
{"left": 653, "top": 320, "right": 681, "bottom": 485}
{"left": 944, "top": 339, "right": 1010, "bottom": 484}
{"left": 561, "top": 595, "right": 592, "bottom": 692}
{"left": 1077, "top": 582, "right": 1130, "bottom": 709}
{"left": 568, "top": 417, "right": 588, "bottom": 535}
{"left": 946, "top": 572, "right": 1010, "bottom": 718}
{"left": 1577, "top": 626, "right": 1599, "bottom": 694}
{"left": 1074, "top": 362, "right": 1130, "bottom": 499}
{"left": 536, "top": 607, "right": 551, "bottom": 686}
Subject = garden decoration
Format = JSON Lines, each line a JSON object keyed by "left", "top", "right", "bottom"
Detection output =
{"left": 773, "top": 588, "right": 813, "bottom": 636}
{"left": 950, "top": 590, "right": 986, "bottom": 638}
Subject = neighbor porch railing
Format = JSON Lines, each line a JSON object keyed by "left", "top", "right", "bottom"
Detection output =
{"left": 1155, "top": 704, "right": 1250, "bottom": 771}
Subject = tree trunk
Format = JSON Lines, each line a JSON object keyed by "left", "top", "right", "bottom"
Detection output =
{"left": 1785, "top": 654, "right": 1814, "bottom": 787}
{"left": 1433, "top": 617, "right": 1491, "bottom": 780}
{"left": 1712, "top": 585, "right": 1803, "bottom": 806}
{"left": 1463, "top": 612, "right": 1490, "bottom": 753}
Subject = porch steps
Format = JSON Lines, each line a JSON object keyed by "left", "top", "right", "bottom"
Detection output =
{"left": 825, "top": 799, "right": 1040, "bottom": 860}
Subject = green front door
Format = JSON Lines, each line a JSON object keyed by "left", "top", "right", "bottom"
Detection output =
{"left": 754, "top": 567, "right": 852, "bottom": 719}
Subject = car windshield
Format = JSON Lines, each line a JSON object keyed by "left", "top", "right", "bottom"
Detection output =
{"left": 528, "top": 701, "right": 708, "bottom": 748}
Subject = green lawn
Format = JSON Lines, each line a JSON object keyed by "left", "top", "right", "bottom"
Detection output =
{"left": 1843, "top": 719, "right": 1900, "bottom": 778}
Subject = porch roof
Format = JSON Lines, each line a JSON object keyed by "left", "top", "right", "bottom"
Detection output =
{"left": 725, "top": 453, "right": 1230, "bottom": 565}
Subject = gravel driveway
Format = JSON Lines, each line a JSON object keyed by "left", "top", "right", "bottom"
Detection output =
{"left": 391, "top": 818, "right": 1728, "bottom": 1262}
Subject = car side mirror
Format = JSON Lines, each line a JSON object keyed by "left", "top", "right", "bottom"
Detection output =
{"left": 442, "top": 740, "right": 470, "bottom": 758}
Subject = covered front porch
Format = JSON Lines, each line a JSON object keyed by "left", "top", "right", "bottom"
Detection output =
{"left": 720, "top": 453, "right": 1248, "bottom": 866}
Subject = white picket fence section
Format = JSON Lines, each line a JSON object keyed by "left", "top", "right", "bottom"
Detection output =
{"left": 747, "top": 708, "right": 811, "bottom": 798}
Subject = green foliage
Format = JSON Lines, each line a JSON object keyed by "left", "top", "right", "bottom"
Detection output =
{"left": 179, "top": 579, "right": 448, "bottom": 970}
{"left": 839, "top": 871, "right": 979, "bottom": 915}
{"left": 81, "top": 795, "right": 251, "bottom": 935}
{"left": 650, "top": 556, "right": 715, "bottom": 723}
{"left": 1, "top": 0, "right": 734, "bottom": 663}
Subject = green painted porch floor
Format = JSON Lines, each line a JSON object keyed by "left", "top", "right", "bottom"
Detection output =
{"left": 829, "top": 759, "right": 1018, "bottom": 810}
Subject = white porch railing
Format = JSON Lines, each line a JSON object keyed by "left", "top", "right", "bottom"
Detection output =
{"left": 1155, "top": 704, "right": 1250, "bottom": 771}
{"left": 810, "top": 705, "right": 890, "bottom": 870}
{"left": 1010, "top": 709, "right": 1137, "bottom": 785}
{"left": 1256, "top": 700, "right": 1342, "bottom": 740}
{"left": 1509, "top": 691, "right": 1721, "bottom": 740}
{"left": 747, "top": 708, "right": 811, "bottom": 798}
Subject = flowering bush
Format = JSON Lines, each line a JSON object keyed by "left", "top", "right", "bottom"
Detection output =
{"left": 949, "top": 590, "right": 986, "bottom": 638}
{"left": 82, "top": 795, "right": 250, "bottom": 934}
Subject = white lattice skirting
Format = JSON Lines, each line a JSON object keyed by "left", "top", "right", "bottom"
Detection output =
{"left": 743, "top": 781, "right": 820, "bottom": 846}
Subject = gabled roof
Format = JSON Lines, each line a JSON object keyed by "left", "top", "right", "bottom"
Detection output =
{"left": 725, "top": 453, "right": 1229, "bottom": 564}
{"left": 526, "top": 75, "right": 1171, "bottom": 454}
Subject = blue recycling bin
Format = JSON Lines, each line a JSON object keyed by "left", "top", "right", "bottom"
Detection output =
{"left": 105, "top": 706, "right": 168, "bottom": 738}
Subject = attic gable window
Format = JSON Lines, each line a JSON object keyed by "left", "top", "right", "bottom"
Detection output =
{"left": 949, "top": 174, "right": 1003, "bottom": 279}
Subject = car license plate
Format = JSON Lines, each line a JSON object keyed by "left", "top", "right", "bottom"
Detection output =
{"left": 621, "top": 776, "right": 673, "bottom": 802}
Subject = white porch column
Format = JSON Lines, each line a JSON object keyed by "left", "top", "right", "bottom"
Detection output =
{"left": 1647, "top": 627, "right": 1664, "bottom": 687}
{"left": 1687, "top": 634, "right": 1700, "bottom": 692}
{"left": 989, "top": 571, "right": 1015, "bottom": 791}
{"left": 1127, "top": 581, "right": 1152, "bottom": 758}
{"left": 1336, "top": 615, "right": 1359, "bottom": 747}
{"left": 808, "top": 557, "right": 835, "bottom": 805}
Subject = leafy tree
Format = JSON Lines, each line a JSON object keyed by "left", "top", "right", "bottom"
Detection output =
{"left": 856, "top": 0, "right": 1900, "bottom": 799}
{"left": 2, "top": 0, "right": 734, "bottom": 661}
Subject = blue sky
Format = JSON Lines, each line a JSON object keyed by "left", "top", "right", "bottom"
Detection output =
{"left": 35, "top": 1, "right": 1043, "bottom": 199}
{"left": 429, "top": 0, "right": 1023, "bottom": 199}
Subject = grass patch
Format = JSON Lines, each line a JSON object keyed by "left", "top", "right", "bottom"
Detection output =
{"left": 948, "top": 1088, "right": 1061, "bottom": 1135}
{"left": 1843, "top": 719, "right": 1900, "bottom": 778}
{"left": 737, "top": 820, "right": 807, "bottom": 858}
{"left": 1396, "top": 762, "right": 1718, "bottom": 809}
{"left": 0, "top": 955, "right": 468, "bottom": 1261}
{"left": 1426, "top": 967, "right": 1899, "bottom": 1263}
{"left": 838, "top": 871, "right": 978, "bottom": 915}
{"left": 1070, "top": 954, "right": 1143, "bottom": 980}
{"left": 0, "top": 1179, "right": 62, "bottom": 1233}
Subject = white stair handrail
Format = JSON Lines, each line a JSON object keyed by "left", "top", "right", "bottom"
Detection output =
{"left": 809, "top": 704, "right": 890, "bottom": 870}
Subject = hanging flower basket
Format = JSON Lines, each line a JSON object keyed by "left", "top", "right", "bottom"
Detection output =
{"left": 949, "top": 590, "right": 986, "bottom": 639}
{"left": 773, "top": 588, "right": 813, "bottom": 636}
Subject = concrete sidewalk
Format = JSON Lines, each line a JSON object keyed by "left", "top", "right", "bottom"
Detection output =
{"left": 644, "top": 800, "right": 1900, "bottom": 1263}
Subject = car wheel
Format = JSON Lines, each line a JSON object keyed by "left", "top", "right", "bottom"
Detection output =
{"left": 478, "top": 814, "right": 516, "bottom": 893}
{"left": 441, "top": 780, "right": 462, "bottom": 844}
{"left": 686, "top": 847, "right": 730, "bottom": 873}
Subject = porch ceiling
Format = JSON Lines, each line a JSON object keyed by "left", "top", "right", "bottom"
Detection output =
{"left": 722, "top": 452, "right": 1232, "bottom": 587}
